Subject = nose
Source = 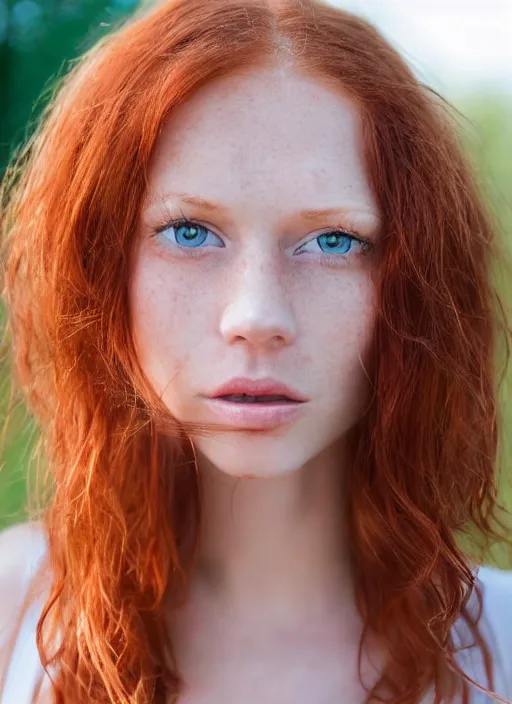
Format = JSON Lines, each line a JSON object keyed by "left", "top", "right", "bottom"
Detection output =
{"left": 219, "top": 257, "right": 297, "bottom": 350}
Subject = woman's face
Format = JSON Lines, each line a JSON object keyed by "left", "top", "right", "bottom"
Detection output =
{"left": 130, "top": 65, "right": 381, "bottom": 479}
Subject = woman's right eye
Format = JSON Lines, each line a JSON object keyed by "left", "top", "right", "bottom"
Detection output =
{"left": 154, "top": 219, "right": 224, "bottom": 250}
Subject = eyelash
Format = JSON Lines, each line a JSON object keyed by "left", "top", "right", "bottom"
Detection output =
{"left": 150, "top": 216, "right": 373, "bottom": 263}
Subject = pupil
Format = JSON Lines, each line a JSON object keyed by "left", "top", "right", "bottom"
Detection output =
{"left": 325, "top": 233, "right": 340, "bottom": 248}
{"left": 182, "top": 226, "right": 198, "bottom": 240}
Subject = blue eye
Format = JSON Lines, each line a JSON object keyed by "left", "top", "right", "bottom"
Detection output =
{"left": 156, "top": 219, "right": 223, "bottom": 249}
{"left": 317, "top": 232, "right": 353, "bottom": 254}
{"left": 297, "top": 230, "right": 371, "bottom": 257}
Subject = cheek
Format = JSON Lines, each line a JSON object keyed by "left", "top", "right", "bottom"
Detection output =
{"left": 310, "top": 275, "right": 376, "bottom": 358}
{"left": 129, "top": 257, "right": 193, "bottom": 393}
{"left": 310, "top": 276, "right": 376, "bottom": 415}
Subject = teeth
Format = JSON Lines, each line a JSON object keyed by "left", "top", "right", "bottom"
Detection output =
{"left": 220, "top": 394, "right": 291, "bottom": 403}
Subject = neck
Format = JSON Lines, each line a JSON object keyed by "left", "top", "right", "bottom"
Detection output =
{"left": 190, "top": 438, "right": 355, "bottom": 629}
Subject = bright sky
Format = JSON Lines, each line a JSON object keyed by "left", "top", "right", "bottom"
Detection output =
{"left": 328, "top": 0, "right": 512, "bottom": 96}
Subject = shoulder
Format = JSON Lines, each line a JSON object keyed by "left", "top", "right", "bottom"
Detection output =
{"left": 0, "top": 520, "right": 48, "bottom": 631}
{"left": 478, "top": 563, "right": 512, "bottom": 602}
{"left": 476, "top": 564, "right": 512, "bottom": 697}
{"left": 477, "top": 564, "right": 512, "bottom": 639}
{"left": 0, "top": 521, "right": 50, "bottom": 702}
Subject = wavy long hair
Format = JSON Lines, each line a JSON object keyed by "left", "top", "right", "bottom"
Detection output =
{"left": 1, "top": 0, "right": 512, "bottom": 701}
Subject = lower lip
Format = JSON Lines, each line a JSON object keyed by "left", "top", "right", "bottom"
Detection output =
{"left": 202, "top": 397, "right": 306, "bottom": 429}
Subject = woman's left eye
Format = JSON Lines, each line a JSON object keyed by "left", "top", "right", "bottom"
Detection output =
{"left": 296, "top": 230, "right": 372, "bottom": 257}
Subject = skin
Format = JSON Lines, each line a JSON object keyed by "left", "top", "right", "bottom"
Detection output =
{"left": 129, "top": 63, "right": 395, "bottom": 702}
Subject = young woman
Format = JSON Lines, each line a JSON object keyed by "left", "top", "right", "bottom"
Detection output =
{"left": 1, "top": 0, "right": 512, "bottom": 702}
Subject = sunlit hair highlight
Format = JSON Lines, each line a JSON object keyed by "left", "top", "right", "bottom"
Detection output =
{"left": 1, "top": 0, "right": 512, "bottom": 702}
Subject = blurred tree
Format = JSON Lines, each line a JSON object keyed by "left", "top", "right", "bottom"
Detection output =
{"left": 1, "top": 0, "right": 139, "bottom": 171}
{"left": 458, "top": 93, "right": 512, "bottom": 239}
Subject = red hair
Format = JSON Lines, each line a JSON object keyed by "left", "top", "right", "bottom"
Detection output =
{"left": 1, "top": 0, "right": 512, "bottom": 701}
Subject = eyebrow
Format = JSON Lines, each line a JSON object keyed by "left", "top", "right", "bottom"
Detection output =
{"left": 144, "top": 191, "right": 381, "bottom": 223}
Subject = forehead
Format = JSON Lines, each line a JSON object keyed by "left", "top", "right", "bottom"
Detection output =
{"left": 146, "top": 65, "right": 376, "bottom": 216}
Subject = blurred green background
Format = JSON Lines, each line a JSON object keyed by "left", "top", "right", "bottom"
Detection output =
{"left": 1, "top": 0, "right": 511, "bottom": 565}
{"left": 0, "top": 0, "right": 139, "bottom": 529}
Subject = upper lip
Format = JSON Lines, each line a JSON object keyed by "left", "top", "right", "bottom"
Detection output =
{"left": 206, "top": 377, "right": 308, "bottom": 402}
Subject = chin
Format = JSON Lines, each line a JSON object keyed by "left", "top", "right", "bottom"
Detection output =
{"left": 194, "top": 434, "right": 310, "bottom": 480}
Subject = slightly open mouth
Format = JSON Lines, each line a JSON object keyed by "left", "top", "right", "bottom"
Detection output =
{"left": 218, "top": 394, "right": 297, "bottom": 404}
{"left": 204, "top": 393, "right": 306, "bottom": 429}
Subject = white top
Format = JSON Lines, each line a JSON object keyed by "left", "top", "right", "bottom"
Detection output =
{"left": 2, "top": 528, "right": 512, "bottom": 703}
